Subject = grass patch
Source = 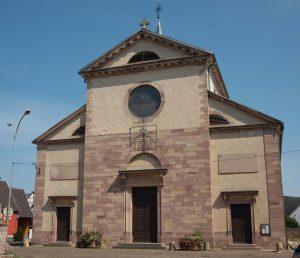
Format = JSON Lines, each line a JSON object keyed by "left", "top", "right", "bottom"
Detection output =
{"left": 288, "top": 236, "right": 300, "bottom": 241}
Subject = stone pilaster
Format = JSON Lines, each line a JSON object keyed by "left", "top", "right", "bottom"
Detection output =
{"left": 262, "top": 128, "right": 286, "bottom": 249}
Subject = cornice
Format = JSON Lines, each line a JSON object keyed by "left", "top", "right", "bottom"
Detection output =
{"left": 34, "top": 137, "right": 85, "bottom": 146}
{"left": 80, "top": 56, "right": 209, "bottom": 79}
{"left": 209, "top": 124, "right": 277, "bottom": 132}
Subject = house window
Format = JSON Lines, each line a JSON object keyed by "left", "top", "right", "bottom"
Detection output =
{"left": 128, "top": 51, "right": 160, "bottom": 64}
{"left": 209, "top": 114, "right": 229, "bottom": 125}
{"left": 128, "top": 85, "right": 161, "bottom": 118}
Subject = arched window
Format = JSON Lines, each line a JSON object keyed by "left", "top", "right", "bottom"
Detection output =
{"left": 209, "top": 114, "right": 229, "bottom": 125}
{"left": 72, "top": 126, "right": 85, "bottom": 136}
{"left": 128, "top": 51, "right": 160, "bottom": 64}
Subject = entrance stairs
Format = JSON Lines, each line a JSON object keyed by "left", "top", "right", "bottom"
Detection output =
{"left": 224, "top": 244, "right": 261, "bottom": 250}
{"left": 114, "top": 242, "right": 167, "bottom": 250}
{"left": 43, "top": 241, "right": 74, "bottom": 247}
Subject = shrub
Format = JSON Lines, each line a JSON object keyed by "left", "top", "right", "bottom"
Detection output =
{"left": 191, "top": 231, "right": 205, "bottom": 249}
{"left": 76, "top": 231, "right": 102, "bottom": 248}
{"left": 285, "top": 216, "right": 299, "bottom": 228}
{"left": 178, "top": 234, "right": 196, "bottom": 246}
{"left": 178, "top": 231, "right": 205, "bottom": 251}
{"left": 14, "top": 227, "right": 24, "bottom": 242}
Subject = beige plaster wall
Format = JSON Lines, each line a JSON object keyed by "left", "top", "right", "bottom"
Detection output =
{"left": 209, "top": 98, "right": 266, "bottom": 126}
{"left": 41, "top": 143, "right": 84, "bottom": 235}
{"left": 210, "top": 129, "right": 269, "bottom": 234}
{"left": 46, "top": 112, "right": 85, "bottom": 141}
{"left": 87, "top": 65, "right": 206, "bottom": 136}
{"left": 103, "top": 39, "right": 189, "bottom": 68}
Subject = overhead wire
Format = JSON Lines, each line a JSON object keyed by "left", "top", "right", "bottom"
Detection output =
{"left": 11, "top": 148, "right": 300, "bottom": 169}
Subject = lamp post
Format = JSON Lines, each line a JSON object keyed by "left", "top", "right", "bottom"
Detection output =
{"left": 6, "top": 109, "right": 31, "bottom": 223}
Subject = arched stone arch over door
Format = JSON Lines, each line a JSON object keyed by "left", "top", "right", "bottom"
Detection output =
{"left": 118, "top": 153, "right": 167, "bottom": 243}
{"left": 128, "top": 153, "right": 161, "bottom": 170}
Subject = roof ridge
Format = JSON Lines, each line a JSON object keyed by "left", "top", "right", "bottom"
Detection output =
{"left": 141, "top": 29, "right": 213, "bottom": 54}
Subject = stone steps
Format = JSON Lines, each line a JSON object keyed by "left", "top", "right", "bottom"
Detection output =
{"left": 114, "top": 242, "right": 167, "bottom": 250}
{"left": 225, "top": 244, "right": 261, "bottom": 250}
{"left": 43, "top": 241, "right": 74, "bottom": 247}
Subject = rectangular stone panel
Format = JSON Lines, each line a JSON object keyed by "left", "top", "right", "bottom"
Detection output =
{"left": 50, "top": 164, "right": 79, "bottom": 180}
{"left": 218, "top": 153, "right": 258, "bottom": 174}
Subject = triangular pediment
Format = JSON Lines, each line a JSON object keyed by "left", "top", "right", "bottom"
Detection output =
{"left": 208, "top": 91, "right": 282, "bottom": 126}
{"left": 33, "top": 105, "right": 86, "bottom": 143}
{"left": 78, "top": 29, "right": 212, "bottom": 73}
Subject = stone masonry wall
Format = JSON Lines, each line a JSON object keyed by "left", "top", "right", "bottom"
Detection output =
{"left": 82, "top": 126, "right": 213, "bottom": 246}
{"left": 32, "top": 146, "right": 50, "bottom": 244}
{"left": 0, "top": 224, "right": 12, "bottom": 255}
{"left": 259, "top": 128, "right": 286, "bottom": 249}
{"left": 82, "top": 72, "right": 213, "bottom": 246}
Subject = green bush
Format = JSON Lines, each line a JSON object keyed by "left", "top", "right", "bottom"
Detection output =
{"left": 178, "top": 234, "right": 197, "bottom": 246}
{"left": 76, "top": 231, "right": 102, "bottom": 248}
{"left": 285, "top": 216, "right": 299, "bottom": 228}
{"left": 14, "top": 227, "right": 24, "bottom": 242}
{"left": 178, "top": 230, "right": 205, "bottom": 250}
{"left": 191, "top": 231, "right": 205, "bottom": 249}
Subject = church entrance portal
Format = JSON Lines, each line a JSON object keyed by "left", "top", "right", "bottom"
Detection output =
{"left": 132, "top": 187, "right": 157, "bottom": 243}
{"left": 231, "top": 204, "right": 252, "bottom": 244}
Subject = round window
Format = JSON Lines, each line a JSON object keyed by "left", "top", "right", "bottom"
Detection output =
{"left": 128, "top": 85, "right": 161, "bottom": 118}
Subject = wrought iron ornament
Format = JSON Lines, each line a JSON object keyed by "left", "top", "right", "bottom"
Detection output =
{"left": 130, "top": 120, "right": 157, "bottom": 151}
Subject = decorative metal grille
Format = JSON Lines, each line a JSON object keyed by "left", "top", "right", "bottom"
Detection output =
{"left": 129, "top": 121, "right": 157, "bottom": 151}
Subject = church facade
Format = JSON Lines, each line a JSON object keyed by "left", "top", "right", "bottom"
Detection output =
{"left": 32, "top": 29, "right": 286, "bottom": 249}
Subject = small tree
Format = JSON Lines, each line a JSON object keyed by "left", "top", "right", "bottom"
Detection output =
{"left": 14, "top": 227, "right": 24, "bottom": 241}
{"left": 285, "top": 216, "right": 299, "bottom": 228}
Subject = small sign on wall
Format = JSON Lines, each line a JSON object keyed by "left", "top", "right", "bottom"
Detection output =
{"left": 260, "top": 224, "right": 271, "bottom": 236}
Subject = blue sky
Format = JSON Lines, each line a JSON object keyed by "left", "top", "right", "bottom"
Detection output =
{"left": 0, "top": 0, "right": 299, "bottom": 195}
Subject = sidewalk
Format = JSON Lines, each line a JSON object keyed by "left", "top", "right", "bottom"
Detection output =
{"left": 13, "top": 246, "right": 294, "bottom": 258}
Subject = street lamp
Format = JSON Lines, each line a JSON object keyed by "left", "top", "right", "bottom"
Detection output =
{"left": 6, "top": 109, "right": 31, "bottom": 223}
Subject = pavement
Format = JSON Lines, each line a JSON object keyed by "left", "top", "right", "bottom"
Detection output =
{"left": 12, "top": 246, "right": 295, "bottom": 258}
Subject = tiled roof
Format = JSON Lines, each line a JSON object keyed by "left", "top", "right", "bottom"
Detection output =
{"left": 11, "top": 188, "right": 33, "bottom": 218}
{"left": 0, "top": 180, "right": 33, "bottom": 218}
{"left": 0, "top": 180, "right": 19, "bottom": 211}
{"left": 284, "top": 196, "right": 300, "bottom": 216}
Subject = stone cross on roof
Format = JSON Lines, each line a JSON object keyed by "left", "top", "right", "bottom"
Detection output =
{"left": 140, "top": 18, "right": 150, "bottom": 30}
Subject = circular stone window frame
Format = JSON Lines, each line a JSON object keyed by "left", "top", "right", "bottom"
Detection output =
{"left": 124, "top": 82, "right": 165, "bottom": 123}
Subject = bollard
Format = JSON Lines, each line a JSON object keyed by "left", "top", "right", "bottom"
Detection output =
{"left": 276, "top": 242, "right": 284, "bottom": 252}
{"left": 23, "top": 237, "right": 29, "bottom": 248}
{"left": 169, "top": 242, "right": 176, "bottom": 251}
{"left": 204, "top": 241, "right": 210, "bottom": 251}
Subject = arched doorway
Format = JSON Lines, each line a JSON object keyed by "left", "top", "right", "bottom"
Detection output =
{"left": 118, "top": 153, "right": 167, "bottom": 243}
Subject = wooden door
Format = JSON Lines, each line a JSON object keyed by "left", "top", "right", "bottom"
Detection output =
{"left": 231, "top": 204, "right": 252, "bottom": 244}
{"left": 132, "top": 187, "right": 157, "bottom": 243}
{"left": 56, "top": 207, "right": 71, "bottom": 241}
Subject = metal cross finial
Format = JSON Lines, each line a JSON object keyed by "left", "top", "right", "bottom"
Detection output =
{"left": 156, "top": 0, "right": 163, "bottom": 35}
{"left": 156, "top": 0, "right": 161, "bottom": 19}
{"left": 140, "top": 18, "right": 150, "bottom": 30}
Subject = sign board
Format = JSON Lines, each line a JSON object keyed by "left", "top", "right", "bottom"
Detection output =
{"left": 260, "top": 224, "right": 271, "bottom": 236}
{"left": 3, "top": 207, "right": 13, "bottom": 218}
